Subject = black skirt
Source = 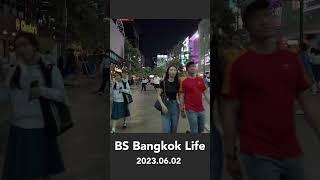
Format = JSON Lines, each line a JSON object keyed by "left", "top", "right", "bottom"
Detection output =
{"left": 2, "top": 126, "right": 65, "bottom": 180}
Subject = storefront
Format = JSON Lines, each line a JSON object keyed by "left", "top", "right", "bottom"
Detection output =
{"left": 0, "top": 15, "right": 17, "bottom": 62}
{"left": 0, "top": 14, "right": 61, "bottom": 63}
{"left": 198, "top": 19, "right": 210, "bottom": 74}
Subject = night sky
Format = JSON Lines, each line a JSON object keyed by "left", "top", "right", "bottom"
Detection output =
{"left": 134, "top": 19, "right": 200, "bottom": 67}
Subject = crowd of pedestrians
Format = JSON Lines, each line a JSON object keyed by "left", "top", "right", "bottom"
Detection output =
{"left": 108, "top": 60, "right": 210, "bottom": 134}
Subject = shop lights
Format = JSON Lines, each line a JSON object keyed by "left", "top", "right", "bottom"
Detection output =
{"left": 190, "top": 31, "right": 199, "bottom": 40}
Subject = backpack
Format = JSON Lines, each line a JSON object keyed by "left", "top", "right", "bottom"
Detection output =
{"left": 112, "top": 80, "right": 133, "bottom": 104}
{"left": 11, "top": 60, "right": 73, "bottom": 136}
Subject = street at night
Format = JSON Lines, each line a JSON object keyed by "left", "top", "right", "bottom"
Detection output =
{"left": 1, "top": 0, "right": 320, "bottom": 179}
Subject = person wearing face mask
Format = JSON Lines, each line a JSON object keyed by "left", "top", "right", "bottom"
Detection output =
{"left": 156, "top": 65, "right": 181, "bottom": 133}
{"left": 0, "top": 32, "right": 66, "bottom": 180}
{"left": 110, "top": 72, "right": 131, "bottom": 133}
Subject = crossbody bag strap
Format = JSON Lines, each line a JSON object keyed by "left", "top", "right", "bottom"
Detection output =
{"left": 163, "top": 79, "right": 167, "bottom": 99}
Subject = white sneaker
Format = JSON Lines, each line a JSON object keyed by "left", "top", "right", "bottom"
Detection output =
{"left": 110, "top": 128, "right": 116, "bottom": 133}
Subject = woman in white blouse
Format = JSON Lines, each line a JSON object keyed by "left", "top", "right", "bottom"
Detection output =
{"left": 111, "top": 72, "right": 131, "bottom": 133}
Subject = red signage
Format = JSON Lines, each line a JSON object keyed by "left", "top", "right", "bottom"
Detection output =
{"left": 118, "top": 19, "right": 134, "bottom": 22}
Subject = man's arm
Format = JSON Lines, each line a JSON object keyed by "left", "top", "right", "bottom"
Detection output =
{"left": 179, "top": 92, "right": 184, "bottom": 107}
{"left": 179, "top": 80, "right": 185, "bottom": 111}
{"left": 298, "top": 90, "right": 320, "bottom": 140}
{"left": 222, "top": 98, "right": 240, "bottom": 157}
{"left": 203, "top": 87, "right": 210, "bottom": 104}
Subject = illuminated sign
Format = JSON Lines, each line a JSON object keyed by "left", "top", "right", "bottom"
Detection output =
{"left": 190, "top": 31, "right": 199, "bottom": 40}
{"left": 118, "top": 19, "right": 134, "bottom": 22}
{"left": 157, "top": 55, "right": 168, "bottom": 59}
{"left": 183, "top": 36, "right": 189, "bottom": 47}
{"left": 16, "top": 19, "right": 38, "bottom": 35}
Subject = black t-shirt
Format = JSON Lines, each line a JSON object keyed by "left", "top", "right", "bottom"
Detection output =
{"left": 160, "top": 80, "right": 179, "bottom": 100}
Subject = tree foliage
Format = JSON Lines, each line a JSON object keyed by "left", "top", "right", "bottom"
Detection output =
{"left": 54, "top": 0, "right": 106, "bottom": 48}
{"left": 124, "top": 39, "right": 144, "bottom": 76}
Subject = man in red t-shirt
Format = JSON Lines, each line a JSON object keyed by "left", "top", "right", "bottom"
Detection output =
{"left": 180, "top": 62, "right": 209, "bottom": 133}
{"left": 222, "top": 1, "right": 320, "bottom": 180}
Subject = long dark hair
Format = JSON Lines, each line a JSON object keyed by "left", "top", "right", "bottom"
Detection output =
{"left": 14, "top": 32, "right": 39, "bottom": 51}
{"left": 10, "top": 60, "right": 49, "bottom": 89}
{"left": 113, "top": 72, "right": 123, "bottom": 90}
{"left": 164, "top": 65, "right": 179, "bottom": 89}
{"left": 10, "top": 33, "right": 41, "bottom": 89}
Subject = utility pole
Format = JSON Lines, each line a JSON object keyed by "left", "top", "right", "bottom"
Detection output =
{"left": 64, "top": 0, "right": 68, "bottom": 53}
{"left": 299, "top": 0, "right": 304, "bottom": 48}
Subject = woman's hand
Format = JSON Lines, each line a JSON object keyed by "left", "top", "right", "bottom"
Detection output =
{"left": 162, "top": 105, "right": 168, "bottom": 114}
{"left": 180, "top": 108, "right": 186, "bottom": 119}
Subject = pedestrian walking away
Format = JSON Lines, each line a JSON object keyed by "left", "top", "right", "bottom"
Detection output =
{"left": 153, "top": 75, "right": 160, "bottom": 90}
{"left": 222, "top": 1, "right": 320, "bottom": 180}
{"left": 180, "top": 61, "right": 210, "bottom": 133}
{"left": 310, "top": 48, "right": 320, "bottom": 93}
{"left": 97, "top": 55, "right": 109, "bottom": 95}
{"left": 156, "top": 66, "right": 181, "bottom": 133}
{"left": 0, "top": 32, "right": 66, "bottom": 180}
{"left": 141, "top": 77, "right": 148, "bottom": 92}
{"left": 111, "top": 72, "right": 131, "bottom": 133}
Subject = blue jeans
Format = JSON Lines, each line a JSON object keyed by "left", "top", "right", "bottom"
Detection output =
{"left": 186, "top": 110, "right": 205, "bottom": 133}
{"left": 240, "top": 154, "right": 304, "bottom": 180}
{"left": 161, "top": 100, "right": 179, "bottom": 133}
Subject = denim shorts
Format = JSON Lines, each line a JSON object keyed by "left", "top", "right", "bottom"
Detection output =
{"left": 240, "top": 153, "right": 304, "bottom": 180}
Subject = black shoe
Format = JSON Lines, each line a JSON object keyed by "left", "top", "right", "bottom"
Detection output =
{"left": 186, "top": 131, "right": 190, "bottom": 133}
{"left": 122, "top": 123, "right": 127, "bottom": 129}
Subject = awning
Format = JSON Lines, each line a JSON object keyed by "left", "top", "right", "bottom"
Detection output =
{"left": 105, "top": 49, "right": 133, "bottom": 65}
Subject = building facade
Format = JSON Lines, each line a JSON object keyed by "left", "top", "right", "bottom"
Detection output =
{"left": 0, "top": 0, "right": 60, "bottom": 62}
{"left": 198, "top": 19, "right": 210, "bottom": 75}
{"left": 156, "top": 54, "right": 168, "bottom": 67}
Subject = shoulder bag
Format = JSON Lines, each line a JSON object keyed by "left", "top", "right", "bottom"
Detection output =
{"left": 154, "top": 80, "right": 169, "bottom": 112}
{"left": 122, "top": 80, "right": 133, "bottom": 104}
{"left": 38, "top": 63, "right": 74, "bottom": 136}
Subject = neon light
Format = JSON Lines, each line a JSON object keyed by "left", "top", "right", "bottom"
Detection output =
{"left": 119, "top": 19, "right": 134, "bottom": 22}
{"left": 190, "top": 31, "right": 199, "bottom": 40}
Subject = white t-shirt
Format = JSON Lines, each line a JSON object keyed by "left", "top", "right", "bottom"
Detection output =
{"left": 153, "top": 77, "right": 160, "bottom": 84}
{"left": 142, "top": 79, "right": 148, "bottom": 84}
{"left": 111, "top": 80, "right": 131, "bottom": 102}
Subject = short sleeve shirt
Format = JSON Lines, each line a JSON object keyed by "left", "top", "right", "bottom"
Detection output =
{"left": 160, "top": 80, "right": 179, "bottom": 100}
{"left": 222, "top": 49, "right": 311, "bottom": 159}
{"left": 181, "top": 76, "right": 207, "bottom": 112}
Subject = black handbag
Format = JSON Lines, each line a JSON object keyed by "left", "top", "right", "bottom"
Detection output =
{"left": 38, "top": 63, "right": 74, "bottom": 136}
{"left": 154, "top": 80, "right": 169, "bottom": 112}
{"left": 121, "top": 80, "right": 133, "bottom": 104}
{"left": 123, "top": 92, "right": 133, "bottom": 104}
{"left": 39, "top": 98, "right": 74, "bottom": 136}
